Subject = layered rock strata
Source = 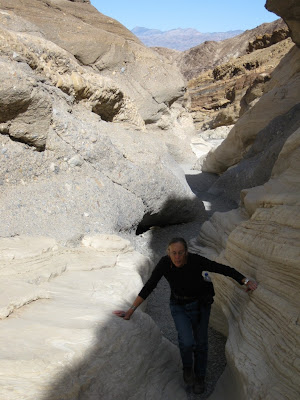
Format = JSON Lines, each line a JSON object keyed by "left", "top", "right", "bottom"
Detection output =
{"left": 177, "top": 18, "right": 288, "bottom": 81}
{"left": 202, "top": 44, "right": 300, "bottom": 175}
{"left": 187, "top": 25, "right": 292, "bottom": 130}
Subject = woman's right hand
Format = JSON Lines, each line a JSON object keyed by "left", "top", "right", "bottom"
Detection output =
{"left": 113, "top": 309, "right": 133, "bottom": 320}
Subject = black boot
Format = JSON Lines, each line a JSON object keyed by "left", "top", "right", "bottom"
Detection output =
{"left": 193, "top": 376, "right": 205, "bottom": 394}
{"left": 183, "top": 367, "right": 194, "bottom": 385}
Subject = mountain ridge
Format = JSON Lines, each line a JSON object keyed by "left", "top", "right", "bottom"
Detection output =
{"left": 131, "top": 26, "right": 244, "bottom": 51}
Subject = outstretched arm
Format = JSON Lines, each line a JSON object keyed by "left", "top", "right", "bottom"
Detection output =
{"left": 199, "top": 254, "right": 258, "bottom": 290}
{"left": 113, "top": 295, "right": 144, "bottom": 320}
{"left": 114, "top": 257, "right": 166, "bottom": 319}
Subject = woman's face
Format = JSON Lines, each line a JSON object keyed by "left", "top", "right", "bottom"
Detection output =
{"left": 168, "top": 242, "right": 187, "bottom": 268}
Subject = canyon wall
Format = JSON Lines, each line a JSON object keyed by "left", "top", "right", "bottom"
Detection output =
{"left": 190, "top": 1, "right": 300, "bottom": 399}
{"left": 0, "top": 0, "right": 202, "bottom": 243}
{"left": 0, "top": 1, "right": 197, "bottom": 398}
{"left": 1, "top": 0, "right": 299, "bottom": 399}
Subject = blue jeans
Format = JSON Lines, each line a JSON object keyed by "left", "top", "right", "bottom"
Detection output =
{"left": 170, "top": 300, "right": 211, "bottom": 377}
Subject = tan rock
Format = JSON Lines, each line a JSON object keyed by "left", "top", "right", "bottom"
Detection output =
{"left": 0, "top": 0, "right": 188, "bottom": 126}
{"left": 266, "top": 0, "right": 300, "bottom": 46}
{"left": 188, "top": 37, "right": 294, "bottom": 131}
{"left": 177, "top": 19, "right": 288, "bottom": 81}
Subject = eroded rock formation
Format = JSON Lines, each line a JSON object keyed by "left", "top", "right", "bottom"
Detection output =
{"left": 175, "top": 19, "right": 288, "bottom": 81}
{"left": 0, "top": 1, "right": 200, "bottom": 398}
{"left": 202, "top": 44, "right": 300, "bottom": 175}
{"left": 189, "top": 1, "right": 300, "bottom": 399}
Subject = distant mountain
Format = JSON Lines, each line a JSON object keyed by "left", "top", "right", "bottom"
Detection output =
{"left": 131, "top": 27, "right": 244, "bottom": 51}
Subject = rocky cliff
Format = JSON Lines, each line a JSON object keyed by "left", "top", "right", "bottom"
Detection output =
{"left": 0, "top": 0, "right": 202, "bottom": 242}
{"left": 189, "top": 1, "right": 300, "bottom": 399}
{"left": 176, "top": 18, "right": 288, "bottom": 81}
{"left": 186, "top": 19, "right": 291, "bottom": 131}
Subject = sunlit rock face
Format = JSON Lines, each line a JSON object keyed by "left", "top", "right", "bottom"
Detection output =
{"left": 190, "top": 1, "right": 300, "bottom": 398}
{"left": 0, "top": 235, "right": 187, "bottom": 400}
{"left": 185, "top": 19, "right": 291, "bottom": 131}
{"left": 0, "top": 0, "right": 191, "bottom": 127}
{"left": 266, "top": 0, "right": 300, "bottom": 46}
{"left": 201, "top": 45, "right": 300, "bottom": 176}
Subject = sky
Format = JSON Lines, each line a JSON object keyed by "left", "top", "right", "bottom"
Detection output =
{"left": 90, "top": 0, "right": 279, "bottom": 33}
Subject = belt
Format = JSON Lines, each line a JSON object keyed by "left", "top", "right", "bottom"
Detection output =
{"left": 173, "top": 293, "right": 198, "bottom": 301}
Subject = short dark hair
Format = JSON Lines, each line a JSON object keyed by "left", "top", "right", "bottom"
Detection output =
{"left": 167, "top": 237, "right": 188, "bottom": 252}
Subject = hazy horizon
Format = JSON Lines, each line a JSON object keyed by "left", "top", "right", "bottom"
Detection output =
{"left": 90, "top": 0, "right": 278, "bottom": 33}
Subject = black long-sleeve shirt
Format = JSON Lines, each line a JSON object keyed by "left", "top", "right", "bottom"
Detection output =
{"left": 138, "top": 252, "right": 245, "bottom": 304}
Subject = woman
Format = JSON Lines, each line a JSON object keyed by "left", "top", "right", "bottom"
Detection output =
{"left": 114, "top": 237, "right": 258, "bottom": 394}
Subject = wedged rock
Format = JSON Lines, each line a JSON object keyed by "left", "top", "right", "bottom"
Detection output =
{"left": 192, "top": 125, "right": 232, "bottom": 170}
{"left": 0, "top": 235, "right": 187, "bottom": 400}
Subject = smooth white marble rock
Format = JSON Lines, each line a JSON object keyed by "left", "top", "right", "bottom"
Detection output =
{"left": 193, "top": 128, "right": 300, "bottom": 399}
{"left": 0, "top": 235, "right": 187, "bottom": 400}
